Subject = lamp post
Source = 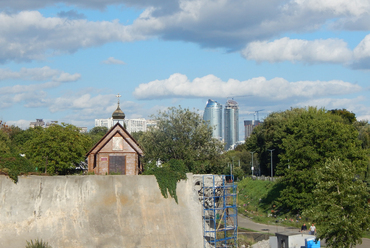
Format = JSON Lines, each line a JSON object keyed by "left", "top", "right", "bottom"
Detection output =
{"left": 267, "top": 149, "right": 275, "bottom": 178}
{"left": 250, "top": 151, "right": 255, "bottom": 176}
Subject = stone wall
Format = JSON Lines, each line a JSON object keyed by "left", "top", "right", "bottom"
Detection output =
{"left": 0, "top": 174, "right": 203, "bottom": 248}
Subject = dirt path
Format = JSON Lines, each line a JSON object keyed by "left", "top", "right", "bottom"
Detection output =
{"left": 237, "top": 214, "right": 370, "bottom": 248}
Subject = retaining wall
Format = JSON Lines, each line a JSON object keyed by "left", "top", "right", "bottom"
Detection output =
{"left": 0, "top": 174, "right": 203, "bottom": 248}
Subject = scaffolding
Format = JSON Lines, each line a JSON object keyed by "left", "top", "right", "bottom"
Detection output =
{"left": 202, "top": 175, "right": 238, "bottom": 248}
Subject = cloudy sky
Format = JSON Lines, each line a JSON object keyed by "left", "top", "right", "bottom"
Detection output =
{"left": 1, "top": 0, "right": 370, "bottom": 140}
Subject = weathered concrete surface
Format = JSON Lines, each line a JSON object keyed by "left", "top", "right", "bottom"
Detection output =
{"left": 0, "top": 174, "right": 203, "bottom": 248}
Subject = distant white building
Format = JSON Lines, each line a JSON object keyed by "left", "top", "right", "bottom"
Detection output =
{"left": 125, "top": 118, "right": 147, "bottom": 133}
{"left": 95, "top": 117, "right": 156, "bottom": 134}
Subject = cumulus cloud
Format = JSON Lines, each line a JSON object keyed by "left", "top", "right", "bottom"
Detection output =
{"left": 0, "top": 11, "right": 144, "bottom": 63}
{"left": 0, "top": 0, "right": 369, "bottom": 63}
{"left": 102, "top": 57, "right": 126, "bottom": 64}
{"left": 133, "top": 73, "right": 362, "bottom": 100}
{"left": 0, "top": 0, "right": 171, "bottom": 11}
{"left": 241, "top": 35, "right": 370, "bottom": 69}
{"left": 0, "top": 82, "right": 60, "bottom": 95}
{"left": 242, "top": 38, "right": 353, "bottom": 64}
{"left": 290, "top": 0, "right": 370, "bottom": 16}
{"left": 0, "top": 66, "right": 80, "bottom": 82}
{"left": 0, "top": 67, "right": 81, "bottom": 112}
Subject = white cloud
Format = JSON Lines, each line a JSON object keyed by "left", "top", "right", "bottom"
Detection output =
{"left": 133, "top": 73, "right": 362, "bottom": 100}
{"left": 241, "top": 35, "right": 370, "bottom": 69}
{"left": 291, "top": 0, "right": 370, "bottom": 16}
{"left": 0, "top": 11, "right": 144, "bottom": 63}
{"left": 0, "top": 1, "right": 369, "bottom": 62}
{"left": 0, "top": 66, "right": 80, "bottom": 82}
{"left": 242, "top": 37, "right": 353, "bottom": 64}
{"left": 53, "top": 72, "right": 81, "bottom": 82}
{"left": 6, "top": 119, "right": 33, "bottom": 130}
{"left": 0, "top": 67, "right": 81, "bottom": 112}
{"left": 353, "top": 34, "right": 370, "bottom": 59}
{"left": 102, "top": 57, "right": 126, "bottom": 65}
{"left": 294, "top": 96, "right": 370, "bottom": 119}
{"left": 49, "top": 94, "right": 115, "bottom": 113}
{"left": 0, "top": 82, "right": 60, "bottom": 95}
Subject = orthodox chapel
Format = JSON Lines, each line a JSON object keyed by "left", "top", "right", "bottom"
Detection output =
{"left": 86, "top": 94, "right": 143, "bottom": 175}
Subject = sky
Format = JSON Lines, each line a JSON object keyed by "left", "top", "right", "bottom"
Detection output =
{"left": 1, "top": 0, "right": 370, "bottom": 140}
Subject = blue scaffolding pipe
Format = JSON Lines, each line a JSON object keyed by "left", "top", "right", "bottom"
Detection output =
{"left": 202, "top": 175, "right": 238, "bottom": 248}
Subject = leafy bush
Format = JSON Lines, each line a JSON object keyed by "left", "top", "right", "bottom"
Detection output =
{"left": 0, "top": 153, "right": 35, "bottom": 183}
{"left": 25, "top": 239, "right": 52, "bottom": 248}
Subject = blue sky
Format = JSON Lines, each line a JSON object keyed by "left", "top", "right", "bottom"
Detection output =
{"left": 1, "top": 0, "right": 370, "bottom": 140}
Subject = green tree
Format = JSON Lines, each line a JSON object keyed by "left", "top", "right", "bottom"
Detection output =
{"left": 355, "top": 121, "right": 370, "bottom": 150}
{"left": 0, "top": 126, "right": 35, "bottom": 182}
{"left": 307, "top": 158, "right": 370, "bottom": 248}
{"left": 0, "top": 128, "right": 11, "bottom": 154}
{"left": 24, "top": 123, "right": 91, "bottom": 174}
{"left": 220, "top": 149, "right": 254, "bottom": 179}
{"left": 140, "top": 106, "right": 224, "bottom": 172}
{"left": 86, "top": 126, "right": 108, "bottom": 146}
{"left": 246, "top": 107, "right": 368, "bottom": 213}
{"left": 329, "top": 108, "right": 357, "bottom": 124}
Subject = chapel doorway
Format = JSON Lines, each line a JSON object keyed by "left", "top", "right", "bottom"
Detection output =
{"left": 109, "top": 155, "right": 126, "bottom": 174}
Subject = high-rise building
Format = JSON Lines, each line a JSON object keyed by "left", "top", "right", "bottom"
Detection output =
{"left": 224, "top": 99, "right": 239, "bottom": 150}
{"left": 203, "top": 99, "right": 223, "bottom": 140}
{"left": 244, "top": 120, "right": 261, "bottom": 139}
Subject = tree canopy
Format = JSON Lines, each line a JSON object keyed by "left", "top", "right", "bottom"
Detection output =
{"left": 308, "top": 158, "right": 370, "bottom": 248}
{"left": 86, "top": 126, "right": 108, "bottom": 145}
{"left": 138, "top": 106, "right": 224, "bottom": 173}
{"left": 245, "top": 107, "right": 368, "bottom": 213}
{"left": 24, "top": 123, "right": 91, "bottom": 174}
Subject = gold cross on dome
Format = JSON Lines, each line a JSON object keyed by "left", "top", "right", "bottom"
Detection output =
{"left": 116, "top": 93, "right": 121, "bottom": 104}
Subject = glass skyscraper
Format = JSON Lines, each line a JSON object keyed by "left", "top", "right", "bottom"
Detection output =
{"left": 224, "top": 99, "right": 239, "bottom": 150}
{"left": 203, "top": 99, "right": 223, "bottom": 140}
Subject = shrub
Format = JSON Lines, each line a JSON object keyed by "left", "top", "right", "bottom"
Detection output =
{"left": 25, "top": 239, "right": 52, "bottom": 248}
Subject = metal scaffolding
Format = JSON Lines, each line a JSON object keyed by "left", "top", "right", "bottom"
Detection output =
{"left": 202, "top": 175, "right": 238, "bottom": 248}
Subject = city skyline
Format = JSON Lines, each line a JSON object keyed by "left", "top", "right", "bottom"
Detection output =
{"left": 1, "top": 1, "right": 370, "bottom": 131}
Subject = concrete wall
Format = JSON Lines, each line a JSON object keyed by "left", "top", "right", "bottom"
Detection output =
{"left": 0, "top": 174, "right": 203, "bottom": 248}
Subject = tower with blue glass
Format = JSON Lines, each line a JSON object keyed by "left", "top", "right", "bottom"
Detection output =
{"left": 203, "top": 99, "right": 223, "bottom": 141}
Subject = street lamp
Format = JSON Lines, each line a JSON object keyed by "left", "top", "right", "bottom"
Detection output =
{"left": 267, "top": 149, "right": 275, "bottom": 178}
{"left": 250, "top": 151, "right": 255, "bottom": 176}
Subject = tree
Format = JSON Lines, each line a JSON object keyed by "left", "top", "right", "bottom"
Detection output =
{"left": 24, "top": 123, "right": 91, "bottom": 174}
{"left": 0, "top": 128, "right": 11, "bottom": 154}
{"left": 86, "top": 126, "right": 108, "bottom": 146}
{"left": 329, "top": 109, "right": 356, "bottom": 124}
{"left": 0, "top": 127, "right": 35, "bottom": 182}
{"left": 220, "top": 149, "right": 254, "bottom": 179}
{"left": 307, "top": 158, "right": 370, "bottom": 248}
{"left": 140, "top": 106, "right": 224, "bottom": 172}
{"left": 246, "top": 107, "right": 368, "bottom": 213}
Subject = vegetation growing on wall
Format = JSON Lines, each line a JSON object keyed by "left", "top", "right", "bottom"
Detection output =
{"left": 144, "top": 159, "right": 187, "bottom": 203}
{"left": 25, "top": 239, "right": 52, "bottom": 248}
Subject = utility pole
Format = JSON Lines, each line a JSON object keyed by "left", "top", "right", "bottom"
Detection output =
{"left": 250, "top": 151, "right": 255, "bottom": 176}
{"left": 267, "top": 149, "right": 275, "bottom": 178}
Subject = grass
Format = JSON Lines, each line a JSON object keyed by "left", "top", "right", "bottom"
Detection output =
{"left": 237, "top": 177, "right": 309, "bottom": 229}
{"left": 237, "top": 177, "right": 370, "bottom": 240}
